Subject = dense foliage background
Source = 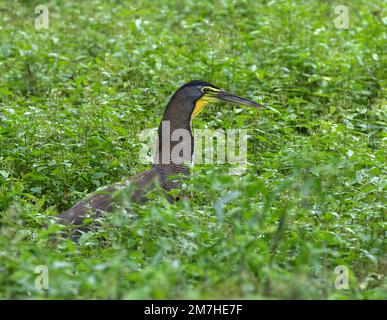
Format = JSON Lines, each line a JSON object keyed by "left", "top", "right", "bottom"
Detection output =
{"left": 0, "top": 0, "right": 385, "bottom": 299}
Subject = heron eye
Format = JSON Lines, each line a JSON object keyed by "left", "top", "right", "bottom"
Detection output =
{"left": 203, "top": 87, "right": 213, "bottom": 94}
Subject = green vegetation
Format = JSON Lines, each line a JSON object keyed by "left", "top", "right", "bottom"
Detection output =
{"left": 0, "top": 0, "right": 385, "bottom": 299}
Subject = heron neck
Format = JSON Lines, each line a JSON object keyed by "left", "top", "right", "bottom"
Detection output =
{"left": 154, "top": 100, "right": 194, "bottom": 169}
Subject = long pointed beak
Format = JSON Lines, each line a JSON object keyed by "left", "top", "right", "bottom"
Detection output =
{"left": 215, "top": 91, "right": 280, "bottom": 114}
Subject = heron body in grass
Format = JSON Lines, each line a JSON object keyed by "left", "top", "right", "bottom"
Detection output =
{"left": 58, "top": 80, "right": 277, "bottom": 225}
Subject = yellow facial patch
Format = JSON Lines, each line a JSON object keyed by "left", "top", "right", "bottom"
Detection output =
{"left": 192, "top": 87, "right": 221, "bottom": 118}
{"left": 192, "top": 97, "right": 210, "bottom": 118}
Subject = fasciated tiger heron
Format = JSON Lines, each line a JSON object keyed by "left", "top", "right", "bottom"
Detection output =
{"left": 58, "top": 80, "right": 278, "bottom": 225}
